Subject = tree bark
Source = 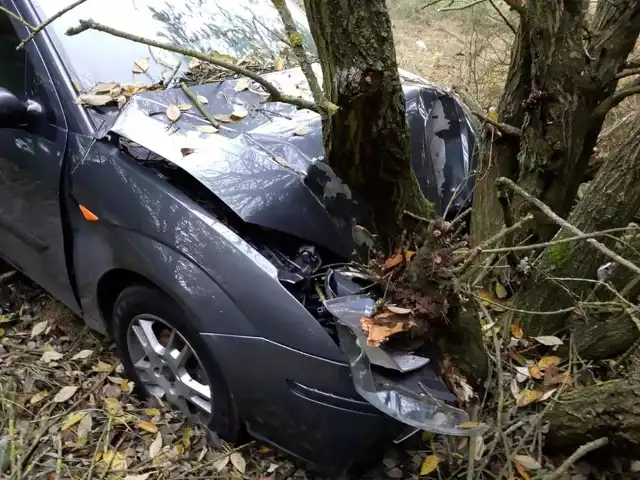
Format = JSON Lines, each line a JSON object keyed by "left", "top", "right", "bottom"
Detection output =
{"left": 303, "top": 0, "right": 434, "bottom": 249}
{"left": 506, "top": 116, "right": 640, "bottom": 358}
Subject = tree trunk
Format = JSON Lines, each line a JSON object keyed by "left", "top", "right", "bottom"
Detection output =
{"left": 506, "top": 116, "right": 640, "bottom": 359}
{"left": 546, "top": 368, "right": 640, "bottom": 456}
{"left": 303, "top": 0, "right": 434, "bottom": 249}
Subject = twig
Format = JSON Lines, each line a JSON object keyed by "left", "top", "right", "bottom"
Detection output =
{"left": 488, "top": 0, "right": 516, "bottom": 34}
{"left": 539, "top": 437, "right": 608, "bottom": 480}
{"left": 479, "top": 227, "right": 638, "bottom": 254}
{"left": 66, "top": 20, "right": 325, "bottom": 114}
{"left": 0, "top": 6, "right": 34, "bottom": 30}
{"left": 472, "top": 112, "right": 522, "bottom": 137}
{"left": 271, "top": 0, "right": 335, "bottom": 116}
{"left": 85, "top": 419, "right": 110, "bottom": 480}
{"left": 496, "top": 177, "right": 640, "bottom": 277}
{"left": 55, "top": 435, "right": 63, "bottom": 479}
{"left": 440, "top": 0, "right": 486, "bottom": 11}
{"left": 180, "top": 82, "right": 219, "bottom": 128}
{"left": 171, "top": 441, "right": 255, "bottom": 479}
{"left": 455, "top": 213, "right": 534, "bottom": 274}
{"left": 421, "top": 0, "right": 450, "bottom": 9}
{"left": 404, "top": 210, "right": 436, "bottom": 225}
{"left": 17, "top": 0, "right": 89, "bottom": 49}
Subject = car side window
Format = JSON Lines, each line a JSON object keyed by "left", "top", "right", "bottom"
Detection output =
{"left": 0, "top": 11, "right": 27, "bottom": 97}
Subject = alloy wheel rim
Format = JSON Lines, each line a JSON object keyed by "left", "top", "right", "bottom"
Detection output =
{"left": 126, "top": 314, "right": 212, "bottom": 424}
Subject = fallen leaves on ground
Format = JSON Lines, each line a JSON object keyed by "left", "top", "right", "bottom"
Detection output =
{"left": 420, "top": 454, "right": 440, "bottom": 475}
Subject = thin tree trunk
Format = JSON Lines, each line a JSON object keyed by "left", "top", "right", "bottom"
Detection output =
{"left": 303, "top": 0, "right": 434, "bottom": 249}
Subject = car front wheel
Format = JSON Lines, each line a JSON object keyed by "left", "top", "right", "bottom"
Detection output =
{"left": 112, "top": 284, "right": 241, "bottom": 441}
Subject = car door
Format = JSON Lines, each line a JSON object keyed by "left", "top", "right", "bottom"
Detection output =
{"left": 0, "top": 6, "right": 78, "bottom": 310}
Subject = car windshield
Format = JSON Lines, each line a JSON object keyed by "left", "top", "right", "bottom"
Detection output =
{"left": 34, "top": 0, "right": 316, "bottom": 89}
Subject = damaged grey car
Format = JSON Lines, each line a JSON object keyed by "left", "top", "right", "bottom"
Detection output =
{"left": 0, "top": 0, "right": 482, "bottom": 473}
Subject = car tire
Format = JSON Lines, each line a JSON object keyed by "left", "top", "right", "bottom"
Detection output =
{"left": 112, "top": 284, "right": 242, "bottom": 441}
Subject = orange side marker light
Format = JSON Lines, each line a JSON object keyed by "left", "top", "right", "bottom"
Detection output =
{"left": 78, "top": 204, "right": 99, "bottom": 222}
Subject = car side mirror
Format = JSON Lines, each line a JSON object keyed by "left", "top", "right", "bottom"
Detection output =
{"left": 0, "top": 87, "right": 29, "bottom": 129}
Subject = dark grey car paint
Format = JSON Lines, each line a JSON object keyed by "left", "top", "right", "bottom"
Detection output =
{"left": 0, "top": 0, "right": 478, "bottom": 471}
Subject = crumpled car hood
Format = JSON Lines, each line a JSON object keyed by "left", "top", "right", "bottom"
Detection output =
{"left": 99, "top": 67, "right": 477, "bottom": 258}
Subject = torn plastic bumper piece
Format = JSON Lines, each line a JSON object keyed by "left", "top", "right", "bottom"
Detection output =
{"left": 323, "top": 294, "right": 487, "bottom": 437}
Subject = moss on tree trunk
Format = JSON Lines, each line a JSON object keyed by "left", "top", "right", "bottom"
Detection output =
{"left": 303, "top": 0, "right": 434, "bottom": 249}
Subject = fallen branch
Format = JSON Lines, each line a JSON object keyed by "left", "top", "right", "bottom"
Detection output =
{"left": 0, "top": 6, "right": 34, "bottom": 30}
{"left": 539, "top": 437, "right": 608, "bottom": 480}
{"left": 472, "top": 111, "right": 522, "bottom": 137}
{"left": 65, "top": 20, "right": 326, "bottom": 114}
{"left": 17, "top": 0, "right": 88, "bottom": 49}
{"left": 496, "top": 177, "right": 640, "bottom": 277}
{"left": 180, "top": 82, "right": 219, "bottom": 128}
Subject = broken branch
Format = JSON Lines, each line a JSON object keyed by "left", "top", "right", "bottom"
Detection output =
{"left": 0, "top": 5, "right": 34, "bottom": 30}
{"left": 17, "top": 0, "right": 88, "bottom": 49}
{"left": 180, "top": 82, "right": 219, "bottom": 129}
{"left": 496, "top": 177, "right": 640, "bottom": 277}
{"left": 65, "top": 19, "right": 326, "bottom": 114}
{"left": 472, "top": 111, "right": 522, "bottom": 137}
{"left": 539, "top": 437, "right": 608, "bottom": 480}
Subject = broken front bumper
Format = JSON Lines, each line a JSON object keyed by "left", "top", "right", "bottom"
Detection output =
{"left": 324, "top": 271, "right": 487, "bottom": 438}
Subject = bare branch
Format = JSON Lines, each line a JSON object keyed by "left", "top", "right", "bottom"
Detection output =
{"left": 541, "top": 438, "right": 609, "bottom": 480}
{"left": 594, "top": 77, "right": 640, "bottom": 118}
{"left": 496, "top": 177, "right": 640, "bottom": 277}
{"left": 270, "top": 0, "right": 336, "bottom": 116}
{"left": 488, "top": 0, "right": 516, "bottom": 34}
{"left": 616, "top": 67, "right": 640, "bottom": 79}
{"left": 17, "top": 0, "right": 88, "bottom": 49}
{"left": 180, "top": 82, "right": 219, "bottom": 129}
{"left": 65, "top": 19, "right": 326, "bottom": 114}
{"left": 439, "top": 0, "right": 486, "bottom": 11}
{"left": 0, "top": 5, "right": 34, "bottom": 30}
{"left": 472, "top": 111, "right": 522, "bottom": 136}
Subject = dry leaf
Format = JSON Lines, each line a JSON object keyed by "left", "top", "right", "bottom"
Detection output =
{"left": 386, "top": 305, "right": 412, "bottom": 315}
{"left": 510, "top": 377, "right": 520, "bottom": 398}
{"left": 102, "top": 449, "right": 126, "bottom": 470}
{"left": 495, "top": 282, "right": 508, "bottom": 299}
{"left": 30, "top": 320, "right": 48, "bottom": 338}
{"left": 77, "top": 412, "right": 92, "bottom": 439}
{"left": 166, "top": 104, "right": 181, "bottom": 122}
{"left": 528, "top": 364, "right": 543, "bottom": 380}
{"left": 230, "top": 452, "right": 246, "bottom": 473}
{"left": 137, "top": 420, "right": 158, "bottom": 434}
{"left": 132, "top": 57, "right": 150, "bottom": 73}
{"left": 104, "top": 397, "right": 121, "bottom": 414}
{"left": 189, "top": 57, "right": 202, "bottom": 69}
{"left": 61, "top": 411, "right": 87, "bottom": 431}
{"left": 214, "top": 114, "right": 235, "bottom": 123}
{"left": 92, "top": 82, "right": 119, "bottom": 94}
{"left": 231, "top": 107, "right": 248, "bottom": 119}
{"left": 533, "top": 335, "right": 563, "bottom": 346}
{"left": 178, "top": 103, "right": 193, "bottom": 111}
{"left": 420, "top": 454, "right": 440, "bottom": 475}
{"left": 181, "top": 147, "right": 195, "bottom": 156}
{"left": 213, "top": 454, "right": 230, "bottom": 472}
{"left": 144, "top": 408, "right": 160, "bottom": 416}
{"left": 456, "top": 421, "right": 481, "bottom": 429}
{"left": 76, "top": 94, "right": 113, "bottom": 106}
{"left": 197, "top": 125, "right": 219, "bottom": 134}
{"left": 360, "top": 316, "right": 407, "bottom": 346}
{"left": 71, "top": 349, "right": 93, "bottom": 360}
{"left": 538, "top": 355, "right": 561, "bottom": 369}
{"left": 383, "top": 251, "right": 404, "bottom": 270}
{"left": 54, "top": 386, "right": 78, "bottom": 403}
{"left": 294, "top": 125, "right": 311, "bottom": 136}
{"left": 234, "top": 78, "right": 250, "bottom": 92}
{"left": 274, "top": 57, "right": 285, "bottom": 70}
{"left": 515, "top": 459, "right": 531, "bottom": 480}
{"left": 544, "top": 370, "right": 572, "bottom": 386}
{"left": 30, "top": 391, "right": 50, "bottom": 405}
{"left": 539, "top": 388, "right": 558, "bottom": 402}
{"left": 124, "top": 474, "right": 152, "bottom": 480}
{"left": 513, "top": 455, "right": 542, "bottom": 471}
{"left": 416, "top": 40, "right": 427, "bottom": 49}
{"left": 515, "top": 388, "right": 543, "bottom": 407}
{"left": 511, "top": 323, "right": 523, "bottom": 339}
{"left": 41, "top": 348, "right": 64, "bottom": 363}
{"left": 149, "top": 432, "right": 162, "bottom": 459}
{"left": 196, "top": 94, "right": 208, "bottom": 104}
{"left": 405, "top": 250, "right": 416, "bottom": 262}
{"left": 93, "top": 361, "right": 112, "bottom": 372}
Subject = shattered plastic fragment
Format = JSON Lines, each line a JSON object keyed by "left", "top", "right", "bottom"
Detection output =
{"left": 324, "top": 295, "right": 487, "bottom": 436}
